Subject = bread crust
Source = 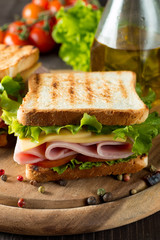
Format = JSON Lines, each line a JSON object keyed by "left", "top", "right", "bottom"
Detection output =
{"left": 18, "top": 107, "right": 148, "bottom": 126}
{"left": 17, "top": 71, "right": 149, "bottom": 126}
{"left": 25, "top": 155, "right": 148, "bottom": 182}
{"left": 0, "top": 45, "right": 39, "bottom": 79}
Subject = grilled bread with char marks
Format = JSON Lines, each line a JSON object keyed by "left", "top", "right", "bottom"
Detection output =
{"left": 0, "top": 44, "right": 39, "bottom": 79}
{"left": 17, "top": 71, "right": 149, "bottom": 126}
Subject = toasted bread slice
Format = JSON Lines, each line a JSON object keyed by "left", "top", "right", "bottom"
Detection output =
{"left": 17, "top": 71, "right": 149, "bottom": 126}
{"left": 26, "top": 155, "right": 148, "bottom": 182}
{"left": 0, "top": 44, "right": 39, "bottom": 79}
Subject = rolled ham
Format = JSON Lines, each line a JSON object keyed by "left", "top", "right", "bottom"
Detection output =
{"left": 14, "top": 138, "right": 133, "bottom": 165}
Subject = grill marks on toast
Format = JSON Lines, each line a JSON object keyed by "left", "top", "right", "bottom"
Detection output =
{"left": 17, "top": 72, "right": 149, "bottom": 126}
{"left": 68, "top": 73, "right": 75, "bottom": 104}
{"left": 52, "top": 75, "right": 59, "bottom": 100}
{"left": 118, "top": 79, "right": 128, "bottom": 98}
{"left": 85, "top": 73, "right": 93, "bottom": 104}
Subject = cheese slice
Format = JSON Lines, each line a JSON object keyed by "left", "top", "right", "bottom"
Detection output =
{"left": 20, "top": 62, "right": 41, "bottom": 81}
{"left": 19, "top": 129, "right": 126, "bottom": 152}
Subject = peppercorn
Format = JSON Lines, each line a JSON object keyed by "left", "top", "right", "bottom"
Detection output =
{"left": 30, "top": 180, "right": 38, "bottom": 186}
{"left": 38, "top": 186, "right": 45, "bottom": 193}
{"left": 0, "top": 169, "right": 5, "bottom": 176}
{"left": 1, "top": 174, "right": 7, "bottom": 181}
{"left": 102, "top": 192, "right": 113, "bottom": 202}
{"left": 117, "top": 174, "right": 123, "bottom": 181}
{"left": 57, "top": 179, "right": 67, "bottom": 186}
{"left": 149, "top": 165, "right": 157, "bottom": 173}
{"left": 18, "top": 198, "right": 25, "bottom": 208}
{"left": 17, "top": 175, "right": 23, "bottom": 182}
{"left": 123, "top": 173, "right": 131, "bottom": 182}
{"left": 97, "top": 188, "right": 106, "bottom": 196}
{"left": 145, "top": 171, "right": 160, "bottom": 186}
{"left": 87, "top": 196, "right": 97, "bottom": 205}
{"left": 130, "top": 189, "right": 137, "bottom": 195}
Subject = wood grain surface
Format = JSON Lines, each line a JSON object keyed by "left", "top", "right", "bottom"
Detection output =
{"left": 0, "top": 116, "right": 159, "bottom": 235}
{"left": 0, "top": 0, "right": 160, "bottom": 239}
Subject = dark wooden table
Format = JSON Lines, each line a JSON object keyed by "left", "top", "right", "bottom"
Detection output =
{"left": 0, "top": 0, "right": 160, "bottom": 239}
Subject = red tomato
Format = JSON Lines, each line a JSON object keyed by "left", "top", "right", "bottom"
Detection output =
{"left": 0, "top": 30, "right": 5, "bottom": 43}
{"left": 76, "top": 155, "right": 108, "bottom": 163}
{"left": 65, "top": 0, "right": 87, "bottom": 6}
{"left": 48, "top": 0, "right": 62, "bottom": 14}
{"left": 7, "top": 21, "right": 27, "bottom": 34}
{"left": 33, "top": 17, "right": 57, "bottom": 32}
{"left": 22, "top": 3, "right": 44, "bottom": 24}
{"left": 3, "top": 32, "right": 29, "bottom": 46}
{"left": 32, "top": 155, "right": 77, "bottom": 168}
{"left": 32, "top": 0, "right": 49, "bottom": 10}
{"left": 29, "top": 27, "right": 55, "bottom": 52}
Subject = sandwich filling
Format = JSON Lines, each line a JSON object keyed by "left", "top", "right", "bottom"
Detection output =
{"left": 0, "top": 75, "right": 160, "bottom": 174}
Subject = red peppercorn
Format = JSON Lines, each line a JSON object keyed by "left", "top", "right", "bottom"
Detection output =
{"left": 17, "top": 175, "right": 23, "bottom": 182}
{"left": 18, "top": 198, "right": 25, "bottom": 208}
{"left": 0, "top": 169, "right": 5, "bottom": 176}
{"left": 123, "top": 174, "right": 131, "bottom": 182}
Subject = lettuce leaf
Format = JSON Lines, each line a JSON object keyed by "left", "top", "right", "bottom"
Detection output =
{"left": 52, "top": 1, "right": 102, "bottom": 71}
{"left": 1, "top": 89, "right": 160, "bottom": 155}
{"left": 0, "top": 74, "right": 25, "bottom": 100}
{"left": 52, "top": 156, "right": 133, "bottom": 175}
{"left": 52, "top": 159, "right": 102, "bottom": 174}
{"left": 1, "top": 82, "right": 160, "bottom": 156}
{"left": 136, "top": 83, "right": 156, "bottom": 109}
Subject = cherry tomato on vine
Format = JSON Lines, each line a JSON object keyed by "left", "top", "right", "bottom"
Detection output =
{"left": 29, "top": 27, "right": 56, "bottom": 53}
{"left": 32, "top": 16, "right": 57, "bottom": 32}
{"left": 7, "top": 21, "right": 28, "bottom": 34}
{"left": 48, "top": 0, "right": 62, "bottom": 14}
{"left": 0, "top": 30, "right": 5, "bottom": 43}
{"left": 65, "top": 0, "right": 87, "bottom": 6}
{"left": 3, "top": 32, "right": 29, "bottom": 46}
{"left": 22, "top": 3, "right": 44, "bottom": 24}
{"left": 32, "top": 0, "right": 49, "bottom": 10}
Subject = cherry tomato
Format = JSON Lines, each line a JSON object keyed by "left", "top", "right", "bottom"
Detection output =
{"left": 22, "top": 3, "right": 44, "bottom": 24}
{"left": 0, "top": 30, "right": 5, "bottom": 43}
{"left": 32, "top": 0, "right": 49, "bottom": 10}
{"left": 33, "top": 17, "right": 56, "bottom": 32}
{"left": 32, "top": 155, "right": 77, "bottom": 168}
{"left": 29, "top": 27, "right": 56, "bottom": 52}
{"left": 76, "top": 155, "right": 108, "bottom": 163}
{"left": 48, "top": 0, "right": 62, "bottom": 14}
{"left": 65, "top": 0, "right": 87, "bottom": 6}
{"left": 3, "top": 32, "right": 29, "bottom": 46}
{"left": 7, "top": 21, "right": 27, "bottom": 34}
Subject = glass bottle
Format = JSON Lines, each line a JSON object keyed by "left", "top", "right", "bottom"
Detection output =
{"left": 91, "top": 0, "right": 160, "bottom": 102}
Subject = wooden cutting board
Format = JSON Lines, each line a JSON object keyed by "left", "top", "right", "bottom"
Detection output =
{"left": 0, "top": 71, "right": 160, "bottom": 235}
{"left": 0, "top": 127, "right": 160, "bottom": 235}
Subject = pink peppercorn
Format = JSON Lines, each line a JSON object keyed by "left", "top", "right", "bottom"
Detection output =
{"left": 18, "top": 198, "right": 25, "bottom": 208}
{"left": 17, "top": 175, "right": 23, "bottom": 182}
{"left": 0, "top": 169, "right": 5, "bottom": 176}
{"left": 123, "top": 174, "right": 131, "bottom": 182}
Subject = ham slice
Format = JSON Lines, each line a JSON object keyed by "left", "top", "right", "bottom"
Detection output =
{"left": 14, "top": 138, "right": 133, "bottom": 165}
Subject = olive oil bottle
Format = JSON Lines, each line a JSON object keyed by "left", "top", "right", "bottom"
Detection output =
{"left": 91, "top": 0, "right": 160, "bottom": 101}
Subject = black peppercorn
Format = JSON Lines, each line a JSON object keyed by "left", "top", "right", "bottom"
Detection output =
{"left": 56, "top": 179, "right": 67, "bottom": 186}
{"left": 1, "top": 174, "right": 7, "bottom": 182}
{"left": 102, "top": 192, "right": 113, "bottom": 202}
{"left": 87, "top": 196, "right": 97, "bottom": 205}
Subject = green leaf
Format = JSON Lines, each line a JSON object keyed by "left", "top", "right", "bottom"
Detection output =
{"left": 52, "top": 158, "right": 102, "bottom": 174}
{"left": 136, "top": 83, "right": 156, "bottom": 109}
{"left": 52, "top": 0, "right": 103, "bottom": 71}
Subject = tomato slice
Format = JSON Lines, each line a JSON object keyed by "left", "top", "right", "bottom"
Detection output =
{"left": 32, "top": 154, "right": 77, "bottom": 168}
{"left": 76, "top": 155, "right": 108, "bottom": 163}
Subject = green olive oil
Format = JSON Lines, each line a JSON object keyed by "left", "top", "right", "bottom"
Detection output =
{"left": 91, "top": 28, "right": 160, "bottom": 101}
